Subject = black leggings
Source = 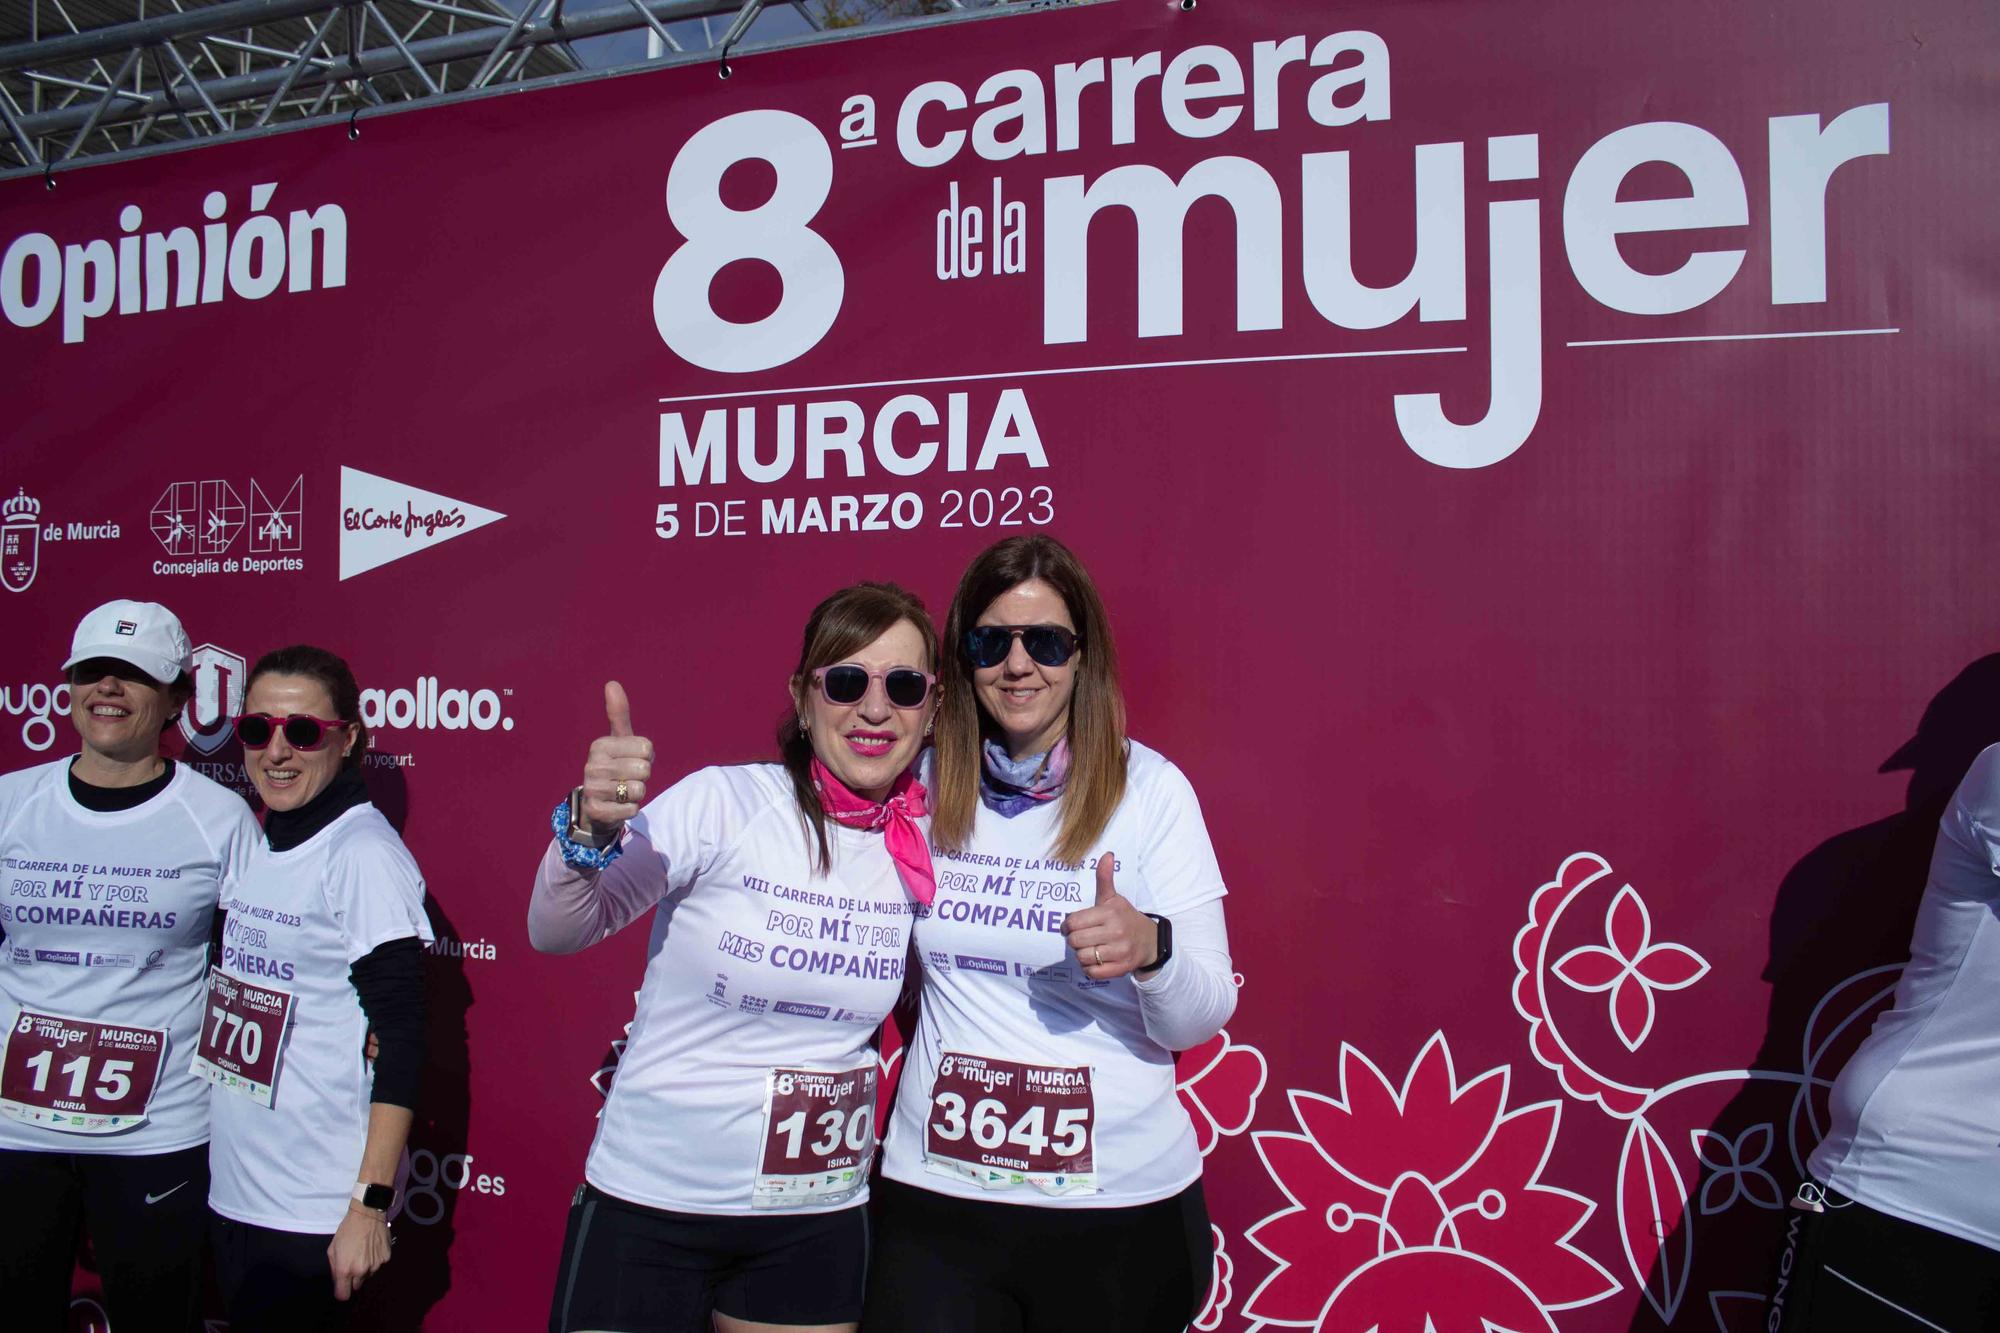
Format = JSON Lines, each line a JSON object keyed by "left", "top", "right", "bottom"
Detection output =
{"left": 1769, "top": 1192, "right": 2000, "bottom": 1331}
{"left": 547, "top": 1183, "right": 871, "bottom": 1332}
{"left": 864, "top": 1176, "right": 1211, "bottom": 1333}
{"left": 208, "top": 1211, "right": 345, "bottom": 1333}
{"left": 0, "top": 1142, "right": 209, "bottom": 1333}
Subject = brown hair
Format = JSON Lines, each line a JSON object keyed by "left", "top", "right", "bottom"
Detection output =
{"left": 246, "top": 645, "right": 368, "bottom": 770}
{"left": 163, "top": 672, "right": 193, "bottom": 728}
{"left": 779, "top": 582, "right": 939, "bottom": 873}
{"left": 931, "top": 535, "right": 1126, "bottom": 865}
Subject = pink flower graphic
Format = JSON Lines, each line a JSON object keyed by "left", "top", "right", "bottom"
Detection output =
{"left": 1194, "top": 1225, "right": 1232, "bottom": 1330}
{"left": 1552, "top": 884, "right": 1709, "bottom": 1052}
{"left": 1176, "top": 1030, "right": 1268, "bottom": 1156}
{"left": 1244, "top": 1033, "right": 1618, "bottom": 1331}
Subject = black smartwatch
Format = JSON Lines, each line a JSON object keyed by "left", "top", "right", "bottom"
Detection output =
{"left": 351, "top": 1182, "right": 396, "bottom": 1213}
{"left": 1137, "top": 913, "right": 1173, "bottom": 974}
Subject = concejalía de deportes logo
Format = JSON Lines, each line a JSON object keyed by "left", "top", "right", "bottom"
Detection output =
{"left": 150, "top": 475, "right": 304, "bottom": 578}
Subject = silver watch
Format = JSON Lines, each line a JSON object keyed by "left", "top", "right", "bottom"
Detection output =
{"left": 566, "top": 787, "right": 616, "bottom": 849}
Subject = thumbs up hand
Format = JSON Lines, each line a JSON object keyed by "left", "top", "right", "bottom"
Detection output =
{"left": 581, "top": 681, "right": 654, "bottom": 828}
{"left": 1061, "top": 854, "right": 1159, "bottom": 980}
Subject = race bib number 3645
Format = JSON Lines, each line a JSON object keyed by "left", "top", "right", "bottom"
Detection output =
{"left": 753, "top": 1065, "right": 876, "bottom": 1210}
{"left": 923, "top": 1052, "right": 1096, "bottom": 1197}
{"left": 0, "top": 1009, "right": 167, "bottom": 1134}
{"left": 189, "top": 969, "right": 293, "bottom": 1108}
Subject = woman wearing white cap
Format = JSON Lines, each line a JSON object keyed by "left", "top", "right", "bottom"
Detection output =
{"left": 0, "top": 599, "right": 260, "bottom": 1332}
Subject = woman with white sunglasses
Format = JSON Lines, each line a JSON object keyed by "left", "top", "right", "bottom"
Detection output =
{"left": 867, "top": 535, "right": 1238, "bottom": 1332}
{"left": 205, "top": 644, "right": 432, "bottom": 1331}
{"left": 534, "top": 581, "right": 939, "bottom": 1333}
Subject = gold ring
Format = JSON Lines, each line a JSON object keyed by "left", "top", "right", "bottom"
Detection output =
{"left": 1092, "top": 945, "right": 1103, "bottom": 966}
{"left": 614, "top": 780, "right": 630, "bottom": 803}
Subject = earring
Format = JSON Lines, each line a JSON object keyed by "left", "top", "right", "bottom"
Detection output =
{"left": 924, "top": 717, "right": 934, "bottom": 737}
{"left": 799, "top": 717, "right": 810, "bottom": 732}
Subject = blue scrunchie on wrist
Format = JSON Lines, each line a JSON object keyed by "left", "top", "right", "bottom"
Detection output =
{"left": 551, "top": 798, "right": 624, "bottom": 871}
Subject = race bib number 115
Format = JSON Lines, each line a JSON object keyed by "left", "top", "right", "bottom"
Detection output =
{"left": 0, "top": 1009, "right": 167, "bottom": 1133}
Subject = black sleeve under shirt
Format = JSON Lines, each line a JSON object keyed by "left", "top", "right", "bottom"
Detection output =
{"left": 349, "top": 936, "right": 426, "bottom": 1110}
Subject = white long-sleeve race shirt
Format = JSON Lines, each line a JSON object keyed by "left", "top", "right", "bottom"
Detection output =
{"left": 207, "top": 803, "right": 432, "bottom": 1233}
{"left": 1809, "top": 743, "right": 2000, "bottom": 1251}
{"left": 530, "top": 764, "right": 917, "bottom": 1215}
{"left": 0, "top": 759, "right": 257, "bottom": 1153}
{"left": 882, "top": 741, "right": 1235, "bottom": 1207}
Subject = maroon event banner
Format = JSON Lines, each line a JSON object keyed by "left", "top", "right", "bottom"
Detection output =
{"left": 3, "top": 1, "right": 1996, "bottom": 1328}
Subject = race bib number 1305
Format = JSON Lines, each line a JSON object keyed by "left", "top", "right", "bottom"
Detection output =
{"left": 923, "top": 1052, "right": 1096, "bottom": 1197}
{"left": 0, "top": 1009, "right": 167, "bottom": 1133}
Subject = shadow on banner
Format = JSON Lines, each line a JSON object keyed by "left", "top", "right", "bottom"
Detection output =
{"left": 351, "top": 759, "right": 477, "bottom": 1331}
{"left": 1629, "top": 655, "right": 2000, "bottom": 1332}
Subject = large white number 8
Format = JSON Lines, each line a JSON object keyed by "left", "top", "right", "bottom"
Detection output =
{"left": 654, "top": 109, "right": 842, "bottom": 372}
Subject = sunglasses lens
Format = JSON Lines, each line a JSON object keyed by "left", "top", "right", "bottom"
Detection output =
{"left": 884, "top": 670, "right": 931, "bottom": 709}
{"left": 821, "top": 666, "right": 868, "bottom": 705}
{"left": 234, "top": 715, "right": 274, "bottom": 749}
{"left": 964, "top": 628, "right": 1012, "bottom": 668}
{"left": 282, "top": 716, "right": 327, "bottom": 750}
{"left": 1022, "top": 627, "right": 1077, "bottom": 667}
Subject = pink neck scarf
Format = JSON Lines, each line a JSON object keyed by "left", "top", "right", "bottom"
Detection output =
{"left": 810, "top": 758, "right": 937, "bottom": 906}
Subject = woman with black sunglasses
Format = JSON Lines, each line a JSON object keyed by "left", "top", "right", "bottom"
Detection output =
{"left": 0, "top": 600, "right": 260, "bottom": 1333}
{"left": 866, "top": 535, "right": 1237, "bottom": 1333}
{"left": 532, "top": 581, "right": 939, "bottom": 1333}
{"left": 204, "top": 645, "right": 432, "bottom": 1331}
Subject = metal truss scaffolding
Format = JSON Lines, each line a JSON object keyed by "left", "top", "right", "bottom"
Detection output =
{"left": 0, "top": 0, "right": 1024, "bottom": 177}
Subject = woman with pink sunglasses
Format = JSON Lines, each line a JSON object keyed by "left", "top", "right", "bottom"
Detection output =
{"left": 533, "top": 581, "right": 939, "bottom": 1333}
{"left": 205, "top": 644, "right": 433, "bottom": 1331}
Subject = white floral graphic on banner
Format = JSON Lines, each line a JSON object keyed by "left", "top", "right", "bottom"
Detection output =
{"left": 1193, "top": 1225, "right": 1234, "bottom": 1331}
{"left": 1551, "top": 885, "right": 1710, "bottom": 1053}
{"left": 1691, "top": 1125, "right": 1785, "bottom": 1217}
{"left": 1510, "top": 852, "right": 1901, "bottom": 1325}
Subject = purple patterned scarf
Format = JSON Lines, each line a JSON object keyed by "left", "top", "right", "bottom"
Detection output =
{"left": 979, "top": 737, "right": 1070, "bottom": 817}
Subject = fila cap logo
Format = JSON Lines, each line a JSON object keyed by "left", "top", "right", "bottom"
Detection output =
{"left": 115, "top": 621, "right": 137, "bottom": 635}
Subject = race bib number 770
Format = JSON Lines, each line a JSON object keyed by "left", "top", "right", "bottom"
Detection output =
{"left": 189, "top": 969, "right": 293, "bottom": 1108}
